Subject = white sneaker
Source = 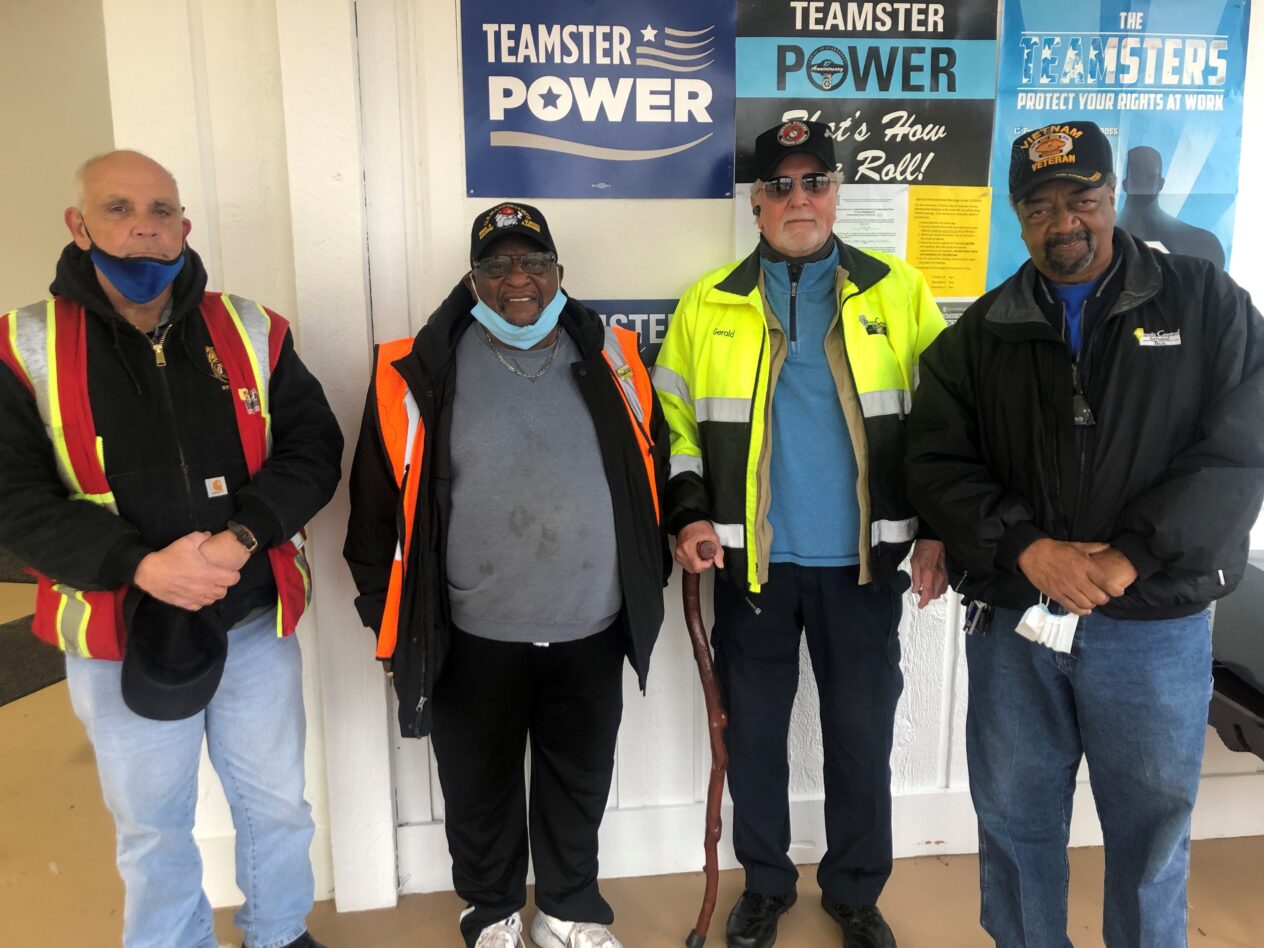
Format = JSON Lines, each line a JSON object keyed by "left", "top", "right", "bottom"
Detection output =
{"left": 474, "top": 911, "right": 525, "bottom": 948}
{"left": 530, "top": 910, "right": 624, "bottom": 948}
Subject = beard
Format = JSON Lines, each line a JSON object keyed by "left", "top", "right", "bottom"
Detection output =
{"left": 1043, "top": 228, "right": 1097, "bottom": 278}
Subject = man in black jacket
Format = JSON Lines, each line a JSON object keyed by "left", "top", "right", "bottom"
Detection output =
{"left": 0, "top": 150, "right": 341, "bottom": 948}
{"left": 906, "top": 121, "right": 1264, "bottom": 947}
{"left": 343, "top": 203, "right": 668, "bottom": 948}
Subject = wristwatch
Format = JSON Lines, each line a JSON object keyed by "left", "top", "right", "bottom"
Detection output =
{"left": 225, "top": 520, "right": 260, "bottom": 554}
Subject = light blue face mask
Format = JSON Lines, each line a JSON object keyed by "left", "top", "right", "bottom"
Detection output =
{"left": 470, "top": 284, "right": 567, "bottom": 350}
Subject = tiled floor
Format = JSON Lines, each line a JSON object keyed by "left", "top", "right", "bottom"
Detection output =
{"left": 4, "top": 670, "right": 1262, "bottom": 946}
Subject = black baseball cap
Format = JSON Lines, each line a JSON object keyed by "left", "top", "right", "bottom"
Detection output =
{"left": 469, "top": 202, "right": 557, "bottom": 264}
{"left": 1009, "top": 121, "right": 1114, "bottom": 201}
{"left": 121, "top": 589, "right": 228, "bottom": 721}
{"left": 753, "top": 121, "right": 836, "bottom": 182}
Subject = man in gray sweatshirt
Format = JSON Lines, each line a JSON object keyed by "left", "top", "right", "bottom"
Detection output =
{"left": 344, "top": 203, "right": 669, "bottom": 948}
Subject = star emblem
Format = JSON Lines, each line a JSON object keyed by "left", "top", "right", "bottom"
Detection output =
{"left": 538, "top": 86, "right": 562, "bottom": 110}
{"left": 641, "top": 24, "right": 658, "bottom": 43}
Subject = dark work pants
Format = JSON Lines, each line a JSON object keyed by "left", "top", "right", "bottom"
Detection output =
{"left": 714, "top": 563, "right": 904, "bottom": 906}
{"left": 431, "top": 624, "right": 625, "bottom": 947}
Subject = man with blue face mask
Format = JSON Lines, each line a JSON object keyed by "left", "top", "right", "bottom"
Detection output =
{"left": 344, "top": 203, "right": 670, "bottom": 948}
{"left": 0, "top": 150, "right": 342, "bottom": 947}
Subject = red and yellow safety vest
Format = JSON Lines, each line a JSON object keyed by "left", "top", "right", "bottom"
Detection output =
{"left": 371, "top": 324, "right": 658, "bottom": 661}
{"left": 0, "top": 293, "right": 312, "bottom": 660}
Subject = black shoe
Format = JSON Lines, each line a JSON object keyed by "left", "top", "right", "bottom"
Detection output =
{"left": 725, "top": 889, "right": 797, "bottom": 948}
{"left": 821, "top": 899, "right": 896, "bottom": 948}
{"left": 278, "top": 933, "right": 326, "bottom": 948}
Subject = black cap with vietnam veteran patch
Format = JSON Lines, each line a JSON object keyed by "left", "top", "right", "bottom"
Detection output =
{"left": 1009, "top": 121, "right": 1114, "bottom": 202}
{"left": 469, "top": 202, "right": 557, "bottom": 264}
{"left": 754, "top": 120, "right": 837, "bottom": 182}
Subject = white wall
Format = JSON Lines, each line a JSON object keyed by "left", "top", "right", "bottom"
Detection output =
{"left": 91, "top": 0, "right": 1264, "bottom": 911}
{"left": 0, "top": 0, "right": 113, "bottom": 305}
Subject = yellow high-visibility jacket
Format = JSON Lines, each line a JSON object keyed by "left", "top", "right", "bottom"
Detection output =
{"left": 653, "top": 238, "right": 945, "bottom": 592}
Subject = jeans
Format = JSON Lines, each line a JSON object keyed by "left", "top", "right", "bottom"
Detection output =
{"left": 66, "top": 607, "right": 315, "bottom": 948}
{"left": 966, "top": 606, "right": 1212, "bottom": 948}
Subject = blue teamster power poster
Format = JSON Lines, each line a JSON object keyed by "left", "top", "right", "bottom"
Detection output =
{"left": 462, "top": 0, "right": 736, "bottom": 198}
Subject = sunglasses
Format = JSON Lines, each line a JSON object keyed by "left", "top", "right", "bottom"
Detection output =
{"left": 473, "top": 251, "right": 557, "bottom": 278}
{"left": 756, "top": 171, "right": 838, "bottom": 200}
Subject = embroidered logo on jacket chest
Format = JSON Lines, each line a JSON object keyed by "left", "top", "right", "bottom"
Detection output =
{"left": 1133, "top": 328, "right": 1182, "bottom": 347}
{"left": 205, "top": 346, "right": 230, "bottom": 389}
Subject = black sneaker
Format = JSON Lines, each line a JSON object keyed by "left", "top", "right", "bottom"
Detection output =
{"left": 821, "top": 899, "right": 896, "bottom": 948}
{"left": 725, "top": 889, "right": 797, "bottom": 948}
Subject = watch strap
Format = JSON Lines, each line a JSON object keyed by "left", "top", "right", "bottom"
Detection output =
{"left": 225, "top": 520, "right": 260, "bottom": 553}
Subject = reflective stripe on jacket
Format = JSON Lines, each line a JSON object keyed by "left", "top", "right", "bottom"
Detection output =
{"left": 653, "top": 238, "right": 945, "bottom": 592}
{"left": 370, "top": 323, "right": 659, "bottom": 662}
{"left": 0, "top": 294, "right": 312, "bottom": 659}
{"left": 344, "top": 284, "right": 670, "bottom": 737}
{"left": 369, "top": 336, "right": 426, "bottom": 662}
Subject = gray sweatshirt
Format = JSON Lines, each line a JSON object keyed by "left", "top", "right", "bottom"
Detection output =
{"left": 445, "top": 325, "right": 622, "bottom": 642}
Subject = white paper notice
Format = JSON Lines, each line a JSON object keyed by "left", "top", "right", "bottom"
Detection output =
{"left": 833, "top": 184, "right": 908, "bottom": 256}
{"left": 733, "top": 183, "right": 909, "bottom": 259}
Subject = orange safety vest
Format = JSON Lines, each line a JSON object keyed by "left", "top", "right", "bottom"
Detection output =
{"left": 371, "top": 324, "right": 658, "bottom": 661}
{"left": 0, "top": 293, "right": 313, "bottom": 660}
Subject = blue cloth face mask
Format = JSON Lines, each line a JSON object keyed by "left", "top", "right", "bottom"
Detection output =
{"left": 470, "top": 284, "right": 567, "bottom": 350}
{"left": 89, "top": 245, "right": 186, "bottom": 304}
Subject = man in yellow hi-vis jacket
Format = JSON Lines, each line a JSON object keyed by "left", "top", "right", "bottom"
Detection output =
{"left": 653, "top": 122, "right": 947, "bottom": 948}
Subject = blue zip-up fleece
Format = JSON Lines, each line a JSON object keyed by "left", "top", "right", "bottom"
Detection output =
{"left": 761, "top": 245, "right": 861, "bottom": 566}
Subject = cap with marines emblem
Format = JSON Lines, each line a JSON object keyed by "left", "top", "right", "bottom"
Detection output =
{"left": 1009, "top": 120, "right": 1114, "bottom": 201}
{"left": 469, "top": 202, "right": 557, "bottom": 264}
{"left": 753, "top": 120, "right": 837, "bottom": 182}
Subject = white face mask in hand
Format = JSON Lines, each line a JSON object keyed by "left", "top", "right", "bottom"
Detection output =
{"left": 1015, "top": 596, "right": 1080, "bottom": 654}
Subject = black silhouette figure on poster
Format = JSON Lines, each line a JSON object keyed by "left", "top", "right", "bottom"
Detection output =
{"left": 1117, "top": 145, "right": 1226, "bottom": 268}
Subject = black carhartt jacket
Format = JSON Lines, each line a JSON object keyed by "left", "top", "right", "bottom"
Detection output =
{"left": 0, "top": 244, "right": 343, "bottom": 630}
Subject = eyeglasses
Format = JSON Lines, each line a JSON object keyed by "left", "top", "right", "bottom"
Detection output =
{"left": 473, "top": 251, "right": 557, "bottom": 278}
{"left": 755, "top": 172, "right": 838, "bottom": 200}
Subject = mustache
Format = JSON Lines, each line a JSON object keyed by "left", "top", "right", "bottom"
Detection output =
{"left": 1043, "top": 229, "right": 1097, "bottom": 276}
{"left": 1046, "top": 229, "right": 1092, "bottom": 250}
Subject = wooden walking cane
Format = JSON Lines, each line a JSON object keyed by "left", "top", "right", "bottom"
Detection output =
{"left": 684, "top": 541, "right": 728, "bottom": 948}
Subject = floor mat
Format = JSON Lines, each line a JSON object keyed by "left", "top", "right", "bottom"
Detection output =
{"left": 0, "top": 616, "right": 65, "bottom": 706}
